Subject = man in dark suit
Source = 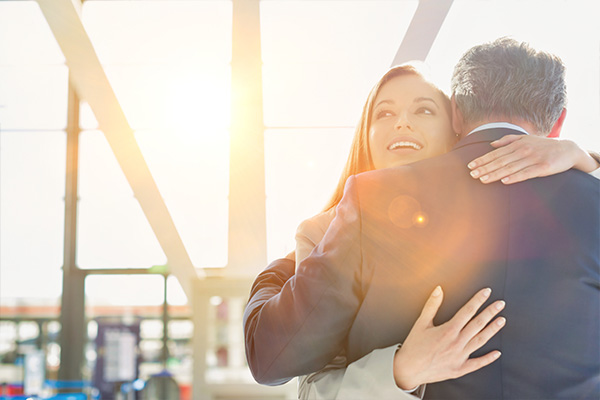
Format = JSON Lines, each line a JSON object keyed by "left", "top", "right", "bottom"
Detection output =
{"left": 244, "top": 38, "right": 600, "bottom": 399}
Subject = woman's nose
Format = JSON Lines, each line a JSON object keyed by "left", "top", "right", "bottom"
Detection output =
{"left": 394, "top": 112, "right": 411, "bottom": 130}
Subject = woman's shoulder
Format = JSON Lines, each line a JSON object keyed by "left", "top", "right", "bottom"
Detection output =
{"left": 296, "top": 208, "right": 336, "bottom": 238}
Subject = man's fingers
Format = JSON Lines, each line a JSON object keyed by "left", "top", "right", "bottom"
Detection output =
{"left": 415, "top": 285, "right": 444, "bottom": 328}
{"left": 447, "top": 288, "right": 491, "bottom": 330}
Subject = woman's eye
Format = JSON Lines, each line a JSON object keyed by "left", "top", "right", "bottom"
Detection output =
{"left": 376, "top": 110, "right": 394, "bottom": 119}
{"left": 416, "top": 107, "right": 434, "bottom": 115}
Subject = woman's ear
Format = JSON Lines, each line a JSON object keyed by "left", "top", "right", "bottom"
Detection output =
{"left": 547, "top": 108, "right": 567, "bottom": 138}
{"left": 451, "top": 95, "right": 463, "bottom": 137}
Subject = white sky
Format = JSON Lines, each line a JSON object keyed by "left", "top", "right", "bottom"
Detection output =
{"left": 0, "top": 0, "right": 599, "bottom": 305}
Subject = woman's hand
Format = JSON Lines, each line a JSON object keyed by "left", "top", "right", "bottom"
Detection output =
{"left": 467, "top": 135, "right": 599, "bottom": 184}
{"left": 393, "top": 286, "right": 505, "bottom": 390}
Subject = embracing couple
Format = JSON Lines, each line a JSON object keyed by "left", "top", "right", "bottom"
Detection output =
{"left": 244, "top": 38, "right": 600, "bottom": 399}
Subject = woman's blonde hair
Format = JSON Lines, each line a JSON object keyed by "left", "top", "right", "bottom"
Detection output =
{"left": 322, "top": 63, "right": 450, "bottom": 211}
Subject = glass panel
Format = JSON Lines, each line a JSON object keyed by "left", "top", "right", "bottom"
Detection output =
{"left": 82, "top": 1, "right": 232, "bottom": 65}
{"left": 0, "top": 65, "right": 68, "bottom": 131}
{"left": 80, "top": 101, "right": 99, "bottom": 131}
{"left": 261, "top": 0, "right": 419, "bottom": 127}
{"left": 0, "top": 1, "right": 65, "bottom": 64}
{"left": 264, "top": 128, "right": 353, "bottom": 261}
{"left": 77, "top": 130, "right": 167, "bottom": 269}
{"left": 79, "top": 1, "right": 232, "bottom": 269}
{"left": 135, "top": 128, "right": 229, "bottom": 269}
{"left": 98, "top": 65, "right": 230, "bottom": 131}
{"left": 0, "top": 3, "right": 67, "bottom": 131}
{"left": 0, "top": 131, "right": 65, "bottom": 299}
{"left": 0, "top": 2, "right": 67, "bottom": 309}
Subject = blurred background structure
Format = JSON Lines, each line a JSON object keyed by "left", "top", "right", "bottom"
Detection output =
{"left": 0, "top": 0, "right": 599, "bottom": 399}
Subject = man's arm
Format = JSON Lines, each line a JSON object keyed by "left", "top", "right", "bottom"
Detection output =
{"left": 243, "top": 176, "right": 364, "bottom": 385}
{"left": 244, "top": 257, "right": 296, "bottom": 386}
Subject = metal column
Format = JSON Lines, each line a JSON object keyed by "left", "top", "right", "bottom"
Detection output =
{"left": 227, "top": 0, "right": 267, "bottom": 276}
{"left": 391, "top": 0, "right": 454, "bottom": 65}
{"left": 58, "top": 82, "right": 86, "bottom": 381}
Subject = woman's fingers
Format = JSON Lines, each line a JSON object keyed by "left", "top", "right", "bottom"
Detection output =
{"left": 467, "top": 135, "right": 591, "bottom": 184}
{"left": 464, "top": 315, "right": 506, "bottom": 355}
{"left": 468, "top": 140, "right": 537, "bottom": 184}
{"left": 494, "top": 165, "right": 544, "bottom": 184}
{"left": 447, "top": 287, "right": 492, "bottom": 330}
{"left": 471, "top": 156, "right": 550, "bottom": 184}
{"left": 415, "top": 285, "right": 444, "bottom": 329}
{"left": 489, "top": 134, "right": 522, "bottom": 148}
{"left": 467, "top": 135, "right": 523, "bottom": 170}
{"left": 393, "top": 287, "right": 506, "bottom": 387}
{"left": 460, "top": 350, "right": 502, "bottom": 377}
{"left": 467, "top": 316, "right": 506, "bottom": 354}
{"left": 467, "top": 147, "right": 514, "bottom": 176}
{"left": 459, "top": 300, "right": 505, "bottom": 343}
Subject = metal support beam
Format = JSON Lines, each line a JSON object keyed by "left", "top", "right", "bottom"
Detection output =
{"left": 58, "top": 81, "right": 86, "bottom": 381}
{"left": 391, "top": 0, "right": 454, "bottom": 65}
{"left": 162, "top": 274, "right": 169, "bottom": 368}
{"left": 58, "top": 270, "right": 86, "bottom": 381}
{"left": 227, "top": 0, "right": 267, "bottom": 276}
{"left": 36, "top": 0, "right": 199, "bottom": 296}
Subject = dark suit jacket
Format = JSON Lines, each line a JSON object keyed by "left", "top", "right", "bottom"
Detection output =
{"left": 244, "top": 128, "right": 600, "bottom": 398}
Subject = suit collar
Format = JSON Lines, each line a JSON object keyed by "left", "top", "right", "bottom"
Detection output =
{"left": 452, "top": 128, "right": 527, "bottom": 151}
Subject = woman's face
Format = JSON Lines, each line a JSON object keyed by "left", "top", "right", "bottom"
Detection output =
{"left": 368, "top": 74, "right": 455, "bottom": 170}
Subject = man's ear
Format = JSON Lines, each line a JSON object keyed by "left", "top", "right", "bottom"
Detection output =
{"left": 547, "top": 108, "right": 567, "bottom": 138}
{"left": 451, "top": 95, "right": 463, "bottom": 136}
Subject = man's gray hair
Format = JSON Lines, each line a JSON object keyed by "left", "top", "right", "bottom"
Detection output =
{"left": 451, "top": 37, "right": 566, "bottom": 134}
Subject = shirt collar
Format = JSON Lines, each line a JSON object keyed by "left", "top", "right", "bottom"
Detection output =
{"left": 467, "top": 122, "right": 530, "bottom": 136}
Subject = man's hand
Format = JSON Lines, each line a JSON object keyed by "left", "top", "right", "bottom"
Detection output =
{"left": 467, "top": 135, "right": 598, "bottom": 184}
{"left": 393, "top": 286, "right": 505, "bottom": 390}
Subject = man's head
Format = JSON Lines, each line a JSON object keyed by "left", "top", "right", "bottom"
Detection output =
{"left": 451, "top": 37, "right": 567, "bottom": 137}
